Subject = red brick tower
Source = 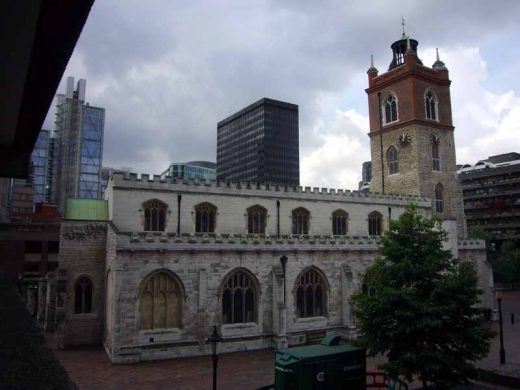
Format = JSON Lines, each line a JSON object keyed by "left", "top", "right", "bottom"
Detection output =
{"left": 366, "top": 33, "right": 466, "bottom": 235}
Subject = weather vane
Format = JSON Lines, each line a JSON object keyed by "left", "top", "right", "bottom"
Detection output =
{"left": 401, "top": 16, "right": 406, "bottom": 38}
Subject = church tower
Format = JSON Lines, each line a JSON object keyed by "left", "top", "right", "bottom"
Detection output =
{"left": 366, "top": 31, "right": 466, "bottom": 236}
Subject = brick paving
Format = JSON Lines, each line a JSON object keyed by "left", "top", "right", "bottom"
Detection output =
{"left": 54, "top": 291, "right": 520, "bottom": 390}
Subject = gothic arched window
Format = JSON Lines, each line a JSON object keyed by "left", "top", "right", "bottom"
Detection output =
{"left": 247, "top": 205, "right": 267, "bottom": 234}
{"left": 74, "top": 276, "right": 93, "bottom": 314}
{"left": 139, "top": 271, "right": 182, "bottom": 330}
{"left": 296, "top": 268, "right": 327, "bottom": 318}
{"left": 222, "top": 270, "right": 257, "bottom": 324}
{"left": 195, "top": 202, "right": 217, "bottom": 233}
{"left": 384, "top": 94, "right": 398, "bottom": 124}
{"left": 432, "top": 140, "right": 441, "bottom": 171}
{"left": 425, "top": 90, "right": 438, "bottom": 121}
{"left": 143, "top": 199, "right": 167, "bottom": 232}
{"left": 435, "top": 183, "right": 444, "bottom": 213}
{"left": 292, "top": 207, "right": 310, "bottom": 235}
{"left": 387, "top": 146, "right": 398, "bottom": 175}
{"left": 332, "top": 209, "right": 348, "bottom": 236}
{"left": 368, "top": 211, "right": 383, "bottom": 236}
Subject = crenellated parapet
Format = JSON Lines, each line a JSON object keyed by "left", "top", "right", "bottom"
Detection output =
{"left": 111, "top": 172, "right": 431, "bottom": 206}
{"left": 116, "top": 232, "right": 382, "bottom": 252}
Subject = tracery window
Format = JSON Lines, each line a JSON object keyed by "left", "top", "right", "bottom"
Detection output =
{"left": 143, "top": 199, "right": 167, "bottom": 232}
{"left": 74, "top": 276, "right": 93, "bottom": 314}
{"left": 195, "top": 202, "right": 217, "bottom": 233}
{"left": 435, "top": 183, "right": 444, "bottom": 213}
{"left": 368, "top": 211, "right": 383, "bottom": 236}
{"left": 139, "top": 271, "right": 182, "bottom": 330}
{"left": 292, "top": 207, "right": 310, "bottom": 235}
{"left": 296, "top": 268, "right": 327, "bottom": 318}
{"left": 432, "top": 141, "right": 441, "bottom": 171}
{"left": 222, "top": 270, "right": 257, "bottom": 324}
{"left": 247, "top": 205, "right": 267, "bottom": 234}
{"left": 332, "top": 209, "right": 348, "bottom": 235}
{"left": 387, "top": 146, "right": 398, "bottom": 175}
{"left": 425, "top": 90, "right": 437, "bottom": 121}
{"left": 384, "top": 94, "right": 398, "bottom": 124}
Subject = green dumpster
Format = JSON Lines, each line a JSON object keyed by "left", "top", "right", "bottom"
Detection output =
{"left": 275, "top": 335, "right": 366, "bottom": 390}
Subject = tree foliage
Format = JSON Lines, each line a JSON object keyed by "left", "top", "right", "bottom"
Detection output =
{"left": 353, "top": 205, "right": 494, "bottom": 388}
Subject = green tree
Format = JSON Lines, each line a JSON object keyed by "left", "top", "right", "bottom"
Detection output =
{"left": 353, "top": 205, "right": 494, "bottom": 389}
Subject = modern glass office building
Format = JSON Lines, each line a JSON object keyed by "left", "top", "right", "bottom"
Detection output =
{"left": 79, "top": 105, "right": 104, "bottom": 199}
{"left": 50, "top": 77, "right": 105, "bottom": 210}
{"left": 161, "top": 161, "right": 216, "bottom": 181}
{"left": 217, "top": 98, "right": 299, "bottom": 186}
{"left": 30, "top": 129, "right": 51, "bottom": 204}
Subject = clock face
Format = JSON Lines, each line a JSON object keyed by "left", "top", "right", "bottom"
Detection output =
{"left": 431, "top": 134, "right": 440, "bottom": 144}
{"left": 398, "top": 131, "right": 411, "bottom": 147}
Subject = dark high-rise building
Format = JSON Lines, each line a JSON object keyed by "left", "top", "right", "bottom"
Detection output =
{"left": 217, "top": 98, "right": 299, "bottom": 186}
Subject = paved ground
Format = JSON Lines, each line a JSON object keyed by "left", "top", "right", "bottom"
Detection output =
{"left": 54, "top": 291, "right": 520, "bottom": 390}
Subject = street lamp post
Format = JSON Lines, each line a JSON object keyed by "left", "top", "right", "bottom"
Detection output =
{"left": 280, "top": 255, "right": 288, "bottom": 304}
{"left": 495, "top": 289, "right": 506, "bottom": 365}
{"left": 207, "top": 325, "right": 223, "bottom": 390}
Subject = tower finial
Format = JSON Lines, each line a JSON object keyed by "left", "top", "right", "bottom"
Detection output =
{"left": 370, "top": 54, "right": 374, "bottom": 68}
{"left": 436, "top": 48, "right": 440, "bottom": 61}
{"left": 401, "top": 16, "right": 406, "bottom": 38}
{"left": 406, "top": 36, "right": 412, "bottom": 53}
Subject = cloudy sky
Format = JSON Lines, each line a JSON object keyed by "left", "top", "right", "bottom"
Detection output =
{"left": 44, "top": 0, "right": 520, "bottom": 190}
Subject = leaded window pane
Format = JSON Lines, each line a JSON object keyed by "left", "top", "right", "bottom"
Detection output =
{"left": 195, "top": 203, "right": 217, "bottom": 233}
{"left": 143, "top": 200, "right": 168, "bottom": 232}
{"left": 292, "top": 207, "right": 310, "bottom": 235}
{"left": 296, "top": 269, "right": 327, "bottom": 318}
{"left": 332, "top": 210, "right": 348, "bottom": 235}
{"left": 222, "top": 270, "right": 257, "bottom": 324}
{"left": 139, "top": 272, "right": 182, "bottom": 330}
{"left": 368, "top": 212, "right": 382, "bottom": 236}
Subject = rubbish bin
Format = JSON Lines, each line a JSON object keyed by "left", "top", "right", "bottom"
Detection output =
{"left": 275, "top": 334, "right": 366, "bottom": 390}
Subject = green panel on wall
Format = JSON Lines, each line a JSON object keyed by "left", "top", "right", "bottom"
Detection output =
{"left": 64, "top": 199, "right": 108, "bottom": 221}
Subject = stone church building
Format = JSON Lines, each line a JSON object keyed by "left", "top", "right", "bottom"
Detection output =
{"left": 39, "top": 34, "right": 493, "bottom": 363}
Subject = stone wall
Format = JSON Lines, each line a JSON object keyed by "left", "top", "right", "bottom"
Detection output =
{"left": 57, "top": 221, "right": 107, "bottom": 346}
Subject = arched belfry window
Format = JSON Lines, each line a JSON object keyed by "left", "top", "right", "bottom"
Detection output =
{"left": 425, "top": 90, "right": 438, "bottom": 121}
{"left": 384, "top": 93, "right": 398, "bottom": 124}
{"left": 143, "top": 199, "right": 167, "bottom": 232}
{"left": 222, "top": 270, "right": 257, "bottom": 324}
{"left": 435, "top": 183, "right": 444, "bottom": 213}
{"left": 195, "top": 202, "right": 217, "bottom": 233}
{"left": 332, "top": 209, "right": 348, "bottom": 235}
{"left": 139, "top": 271, "right": 182, "bottom": 330}
{"left": 368, "top": 211, "right": 383, "bottom": 236}
{"left": 74, "top": 276, "right": 93, "bottom": 314}
{"left": 432, "top": 139, "right": 441, "bottom": 171}
{"left": 292, "top": 207, "right": 310, "bottom": 235}
{"left": 296, "top": 268, "right": 327, "bottom": 318}
{"left": 387, "top": 146, "right": 398, "bottom": 175}
{"left": 247, "top": 205, "right": 267, "bottom": 234}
